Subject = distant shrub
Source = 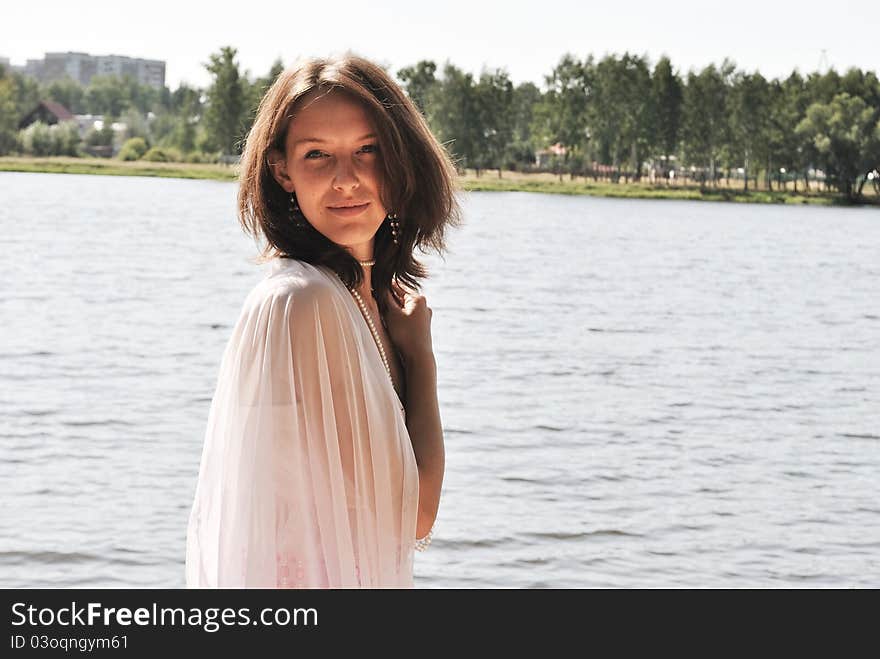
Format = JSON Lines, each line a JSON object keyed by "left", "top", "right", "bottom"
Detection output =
{"left": 54, "top": 121, "right": 81, "bottom": 156}
{"left": 19, "top": 122, "right": 54, "bottom": 156}
{"left": 18, "top": 120, "right": 81, "bottom": 157}
{"left": 119, "top": 137, "right": 148, "bottom": 161}
{"left": 84, "top": 122, "right": 114, "bottom": 147}
{"left": 183, "top": 150, "right": 218, "bottom": 163}
{"left": 142, "top": 146, "right": 181, "bottom": 162}
{"left": 142, "top": 147, "right": 168, "bottom": 162}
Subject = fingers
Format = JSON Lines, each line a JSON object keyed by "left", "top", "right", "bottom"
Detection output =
{"left": 388, "top": 279, "right": 429, "bottom": 312}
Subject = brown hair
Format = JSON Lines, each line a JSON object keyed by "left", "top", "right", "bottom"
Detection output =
{"left": 238, "top": 52, "right": 461, "bottom": 309}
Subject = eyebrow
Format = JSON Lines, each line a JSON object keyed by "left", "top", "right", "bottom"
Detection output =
{"left": 292, "top": 133, "right": 377, "bottom": 147}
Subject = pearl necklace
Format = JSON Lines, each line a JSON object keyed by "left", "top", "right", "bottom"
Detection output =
{"left": 348, "top": 286, "right": 389, "bottom": 377}
{"left": 346, "top": 284, "right": 399, "bottom": 399}
{"left": 339, "top": 259, "right": 400, "bottom": 401}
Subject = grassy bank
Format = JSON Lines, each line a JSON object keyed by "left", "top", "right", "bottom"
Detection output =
{"left": 0, "top": 156, "right": 238, "bottom": 181}
{"left": 459, "top": 169, "right": 880, "bottom": 206}
{"left": 1, "top": 157, "right": 877, "bottom": 206}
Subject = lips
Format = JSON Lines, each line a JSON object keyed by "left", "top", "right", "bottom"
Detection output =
{"left": 327, "top": 201, "right": 370, "bottom": 209}
{"left": 326, "top": 201, "right": 370, "bottom": 217}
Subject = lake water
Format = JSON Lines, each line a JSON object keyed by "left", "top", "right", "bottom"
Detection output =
{"left": 1, "top": 171, "right": 878, "bottom": 588}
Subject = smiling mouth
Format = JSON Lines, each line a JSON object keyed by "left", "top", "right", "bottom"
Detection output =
{"left": 327, "top": 202, "right": 370, "bottom": 209}
{"left": 326, "top": 202, "right": 371, "bottom": 216}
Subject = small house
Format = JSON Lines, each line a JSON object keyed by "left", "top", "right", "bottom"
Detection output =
{"left": 18, "top": 100, "right": 75, "bottom": 129}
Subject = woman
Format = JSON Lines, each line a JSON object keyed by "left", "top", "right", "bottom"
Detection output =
{"left": 185, "top": 53, "right": 461, "bottom": 588}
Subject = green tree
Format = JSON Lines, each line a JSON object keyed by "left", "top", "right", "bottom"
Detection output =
{"left": 10, "top": 72, "right": 41, "bottom": 121}
{"left": 796, "top": 92, "right": 880, "bottom": 198}
{"left": 607, "top": 53, "right": 654, "bottom": 180}
{"left": 588, "top": 55, "right": 620, "bottom": 170}
{"left": 681, "top": 63, "right": 732, "bottom": 187}
{"left": 532, "top": 54, "right": 590, "bottom": 179}
{"left": 0, "top": 75, "right": 19, "bottom": 154}
{"left": 804, "top": 69, "right": 842, "bottom": 106}
{"left": 170, "top": 83, "right": 203, "bottom": 116}
{"left": 588, "top": 53, "right": 656, "bottom": 180}
{"left": 120, "top": 107, "right": 151, "bottom": 142}
{"left": 397, "top": 60, "right": 438, "bottom": 115}
{"left": 203, "top": 46, "right": 246, "bottom": 155}
{"left": 475, "top": 68, "right": 514, "bottom": 177}
{"left": 507, "top": 81, "right": 541, "bottom": 169}
{"left": 728, "top": 71, "right": 772, "bottom": 190}
{"left": 763, "top": 79, "right": 789, "bottom": 189}
{"left": 773, "top": 72, "right": 812, "bottom": 191}
{"left": 45, "top": 77, "right": 85, "bottom": 113}
{"left": 173, "top": 114, "right": 197, "bottom": 154}
{"left": 838, "top": 68, "right": 880, "bottom": 107}
{"left": 118, "top": 74, "right": 160, "bottom": 115}
{"left": 85, "top": 75, "right": 128, "bottom": 116}
{"left": 158, "top": 83, "right": 203, "bottom": 153}
{"left": 243, "top": 58, "right": 285, "bottom": 131}
{"left": 149, "top": 112, "right": 177, "bottom": 148}
{"left": 651, "top": 56, "right": 683, "bottom": 180}
{"left": 427, "top": 63, "right": 480, "bottom": 173}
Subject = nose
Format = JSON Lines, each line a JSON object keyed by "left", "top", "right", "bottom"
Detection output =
{"left": 332, "top": 156, "right": 360, "bottom": 192}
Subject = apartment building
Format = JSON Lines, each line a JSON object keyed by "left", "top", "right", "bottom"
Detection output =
{"left": 4, "top": 52, "right": 166, "bottom": 89}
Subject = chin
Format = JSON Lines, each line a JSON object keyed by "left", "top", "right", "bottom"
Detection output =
{"left": 321, "top": 226, "right": 382, "bottom": 248}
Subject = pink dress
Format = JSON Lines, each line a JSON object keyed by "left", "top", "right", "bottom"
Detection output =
{"left": 186, "top": 258, "right": 425, "bottom": 588}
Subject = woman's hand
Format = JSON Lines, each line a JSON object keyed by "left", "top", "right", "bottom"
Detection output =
{"left": 382, "top": 281, "right": 434, "bottom": 362}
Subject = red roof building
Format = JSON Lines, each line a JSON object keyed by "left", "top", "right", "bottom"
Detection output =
{"left": 18, "top": 100, "right": 75, "bottom": 129}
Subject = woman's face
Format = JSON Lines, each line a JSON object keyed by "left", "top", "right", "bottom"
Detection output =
{"left": 269, "top": 89, "right": 387, "bottom": 256}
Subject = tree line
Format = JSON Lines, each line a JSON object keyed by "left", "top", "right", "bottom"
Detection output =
{"left": 0, "top": 47, "right": 282, "bottom": 164}
{"left": 1, "top": 48, "right": 878, "bottom": 198}
{"left": 405, "top": 54, "right": 879, "bottom": 199}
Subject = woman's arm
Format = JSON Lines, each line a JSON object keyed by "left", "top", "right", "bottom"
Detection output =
{"left": 402, "top": 349, "right": 444, "bottom": 539}
{"left": 383, "top": 285, "right": 445, "bottom": 540}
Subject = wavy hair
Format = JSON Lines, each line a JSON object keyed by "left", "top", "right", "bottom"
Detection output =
{"left": 237, "top": 53, "right": 461, "bottom": 309}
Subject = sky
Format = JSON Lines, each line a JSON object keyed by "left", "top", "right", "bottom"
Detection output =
{"left": 1, "top": 0, "right": 877, "bottom": 90}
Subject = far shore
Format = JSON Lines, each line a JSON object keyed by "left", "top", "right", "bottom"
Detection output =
{"left": 1, "top": 156, "right": 877, "bottom": 207}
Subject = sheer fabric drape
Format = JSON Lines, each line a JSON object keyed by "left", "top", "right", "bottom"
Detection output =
{"left": 186, "top": 258, "right": 420, "bottom": 588}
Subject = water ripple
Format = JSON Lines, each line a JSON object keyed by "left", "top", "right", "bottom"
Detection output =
{"left": 2, "top": 177, "right": 878, "bottom": 587}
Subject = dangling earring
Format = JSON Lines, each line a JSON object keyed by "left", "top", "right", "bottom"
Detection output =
{"left": 387, "top": 212, "right": 401, "bottom": 245}
{"left": 290, "top": 193, "right": 306, "bottom": 228}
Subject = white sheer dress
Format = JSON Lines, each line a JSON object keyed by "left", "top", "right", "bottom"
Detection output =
{"left": 185, "top": 257, "right": 429, "bottom": 588}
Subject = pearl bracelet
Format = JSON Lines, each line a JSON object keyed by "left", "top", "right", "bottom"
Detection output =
{"left": 415, "top": 526, "right": 434, "bottom": 552}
